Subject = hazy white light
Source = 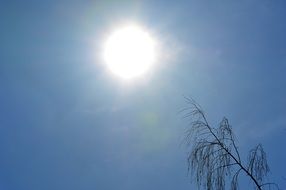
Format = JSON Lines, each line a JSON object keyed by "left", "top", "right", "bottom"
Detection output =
{"left": 104, "top": 25, "right": 156, "bottom": 79}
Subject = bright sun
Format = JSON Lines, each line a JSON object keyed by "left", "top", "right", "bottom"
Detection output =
{"left": 103, "top": 25, "right": 156, "bottom": 79}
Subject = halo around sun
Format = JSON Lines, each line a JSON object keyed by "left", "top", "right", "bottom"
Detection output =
{"left": 103, "top": 25, "right": 156, "bottom": 79}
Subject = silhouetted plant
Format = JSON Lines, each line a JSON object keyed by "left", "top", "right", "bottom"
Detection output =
{"left": 182, "top": 98, "right": 279, "bottom": 190}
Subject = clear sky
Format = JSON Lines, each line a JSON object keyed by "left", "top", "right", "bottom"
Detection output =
{"left": 0, "top": 0, "right": 286, "bottom": 189}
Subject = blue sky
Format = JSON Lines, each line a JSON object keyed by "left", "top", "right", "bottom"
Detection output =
{"left": 0, "top": 0, "right": 286, "bottom": 189}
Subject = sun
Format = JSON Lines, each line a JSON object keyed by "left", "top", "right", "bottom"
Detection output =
{"left": 103, "top": 25, "right": 156, "bottom": 79}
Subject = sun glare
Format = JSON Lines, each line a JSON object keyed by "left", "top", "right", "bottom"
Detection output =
{"left": 103, "top": 25, "right": 156, "bottom": 79}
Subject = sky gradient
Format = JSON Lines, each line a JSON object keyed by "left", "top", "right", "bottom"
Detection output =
{"left": 0, "top": 0, "right": 286, "bottom": 189}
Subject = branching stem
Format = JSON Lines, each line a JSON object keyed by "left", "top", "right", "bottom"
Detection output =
{"left": 183, "top": 99, "right": 277, "bottom": 190}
